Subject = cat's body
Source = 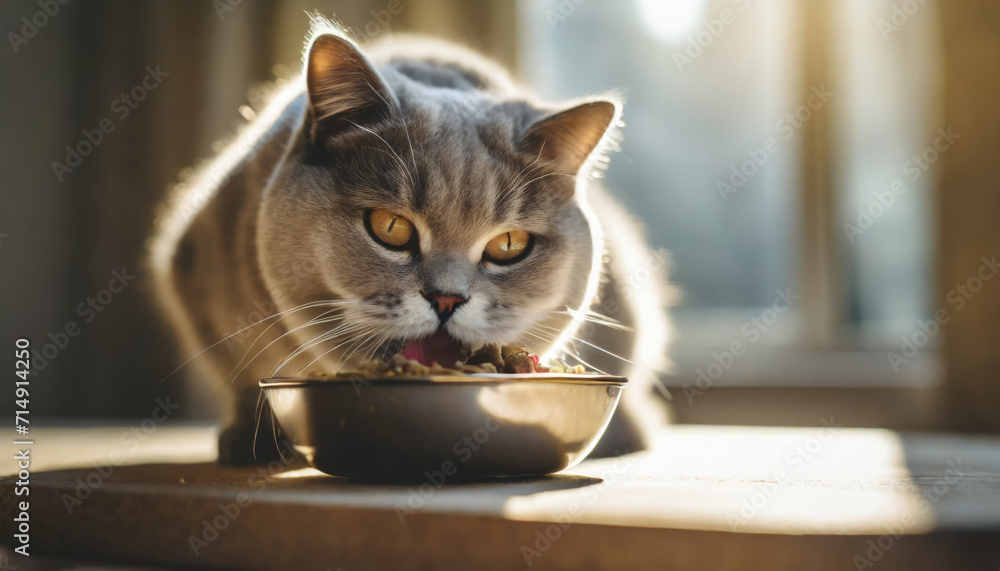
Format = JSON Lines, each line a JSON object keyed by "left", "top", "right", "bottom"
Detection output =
{"left": 151, "top": 24, "right": 671, "bottom": 463}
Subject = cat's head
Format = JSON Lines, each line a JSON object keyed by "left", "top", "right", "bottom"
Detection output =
{"left": 258, "top": 30, "right": 620, "bottom": 369}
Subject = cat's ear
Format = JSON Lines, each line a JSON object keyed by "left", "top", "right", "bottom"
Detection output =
{"left": 520, "top": 100, "right": 619, "bottom": 175}
{"left": 305, "top": 33, "right": 396, "bottom": 140}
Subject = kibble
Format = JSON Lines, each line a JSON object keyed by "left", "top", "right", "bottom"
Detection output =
{"left": 307, "top": 342, "right": 588, "bottom": 379}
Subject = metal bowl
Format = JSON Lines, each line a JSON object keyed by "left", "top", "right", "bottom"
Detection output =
{"left": 259, "top": 374, "right": 627, "bottom": 480}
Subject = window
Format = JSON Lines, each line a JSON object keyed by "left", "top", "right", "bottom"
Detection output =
{"left": 517, "top": 0, "right": 943, "bottom": 409}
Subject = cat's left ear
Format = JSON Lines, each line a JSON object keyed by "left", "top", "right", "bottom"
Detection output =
{"left": 305, "top": 33, "right": 396, "bottom": 140}
{"left": 520, "top": 100, "right": 620, "bottom": 175}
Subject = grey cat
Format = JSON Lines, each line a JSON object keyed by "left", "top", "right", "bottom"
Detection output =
{"left": 150, "top": 20, "right": 672, "bottom": 464}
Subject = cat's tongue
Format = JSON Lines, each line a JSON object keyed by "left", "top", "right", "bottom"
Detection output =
{"left": 401, "top": 330, "right": 464, "bottom": 367}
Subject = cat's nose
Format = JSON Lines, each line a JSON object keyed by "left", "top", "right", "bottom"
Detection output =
{"left": 421, "top": 291, "right": 467, "bottom": 323}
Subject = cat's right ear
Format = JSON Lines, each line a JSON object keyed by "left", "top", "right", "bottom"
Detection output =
{"left": 305, "top": 33, "right": 396, "bottom": 141}
{"left": 519, "top": 100, "right": 620, "bottom": 176}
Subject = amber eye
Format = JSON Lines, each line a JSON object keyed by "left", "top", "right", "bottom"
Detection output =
{"left": 367, "top": 209, "right": 415, "bottom": 249}
{"left": 483, "top": 230, "right": 532, "bottom": 263}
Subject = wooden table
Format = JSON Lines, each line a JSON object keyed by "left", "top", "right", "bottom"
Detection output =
{"left": 2, "top": 424, "right": 999, "bottom": 570}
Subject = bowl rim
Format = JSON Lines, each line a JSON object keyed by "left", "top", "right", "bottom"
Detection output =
{"left": 259, "top": 373, "right": 628, "bottom": 388}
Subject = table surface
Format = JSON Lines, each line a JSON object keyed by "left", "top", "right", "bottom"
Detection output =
{"left": 3, "top": 423, "right": 1000, "bottom": 570}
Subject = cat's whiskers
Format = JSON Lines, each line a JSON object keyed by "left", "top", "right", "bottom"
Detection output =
{"left": 531, "top": 322, "right": 633, "bottom": 364}
{"left": 281, "top": 319, "right": 380, "bottom": 373}
{"left": 394, "top": 104, "right": 420, "bottom": 188}
{"left": 333, "top": 333, "right": 378, "bottom": 372}
{"left": 221, "top": 310, "right": 353, "bottom": 389}
{"left": 538, "top": 308, "right": 633, "bottom": 332}
{"left": 363, "top": 146, "right": 415, "bottom": 188}
{"left": 501, "top": 151, "right": 545, "bottom": 199}
{"left": 294, "top": 324, "right": 381, "bottom": 375}
{"left": 498, "top": 155, "right": 559, "bottom": 203}
{"left": 271, "top": 331, "right": 346, "bottom": 378}
{"left": 251, "top": 388, "right": 292, "bottom": 463}
{"left": 272, "top": 321, "right": 372, "bottom": 376}
{"left": 279, "top": 308, "right": 386, "bottom": 368}
{"left": 252, "top": 388, "right": 268, "bottom": 461}
{"left": 525, "top": 331, "right": 606, "bottom": 374}
{"left": 520, "top": 328, "right": 609, "bottom": 374}
{"left": 345, "top": 119, "right": 415, "bottom": 188}
{"left": 317, "top": 326, "right": 377, "bottom": 374}
{"left": 156, "top": 299, "right": 346, "bottom": 385}
{"left": 340, "top": 322, "right": 397, "bottom": 370}
{"left": 359, "top": 329, "right": 392, "bottom": 364}
{"left": 363, "top": 78, "right": 420, "bottom": 189}
{"left": 509, "top": 170, "right": 576, "bottom": 198}
{"left": 229, "top": 306, "right": 343, "bottom": 379}
{"left": 294, "top": 320, "right": 392, "bottom": 377}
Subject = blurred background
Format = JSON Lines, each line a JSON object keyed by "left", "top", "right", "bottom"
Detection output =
{"left": 1, "top": 0, "right": 997, "bottom": 432}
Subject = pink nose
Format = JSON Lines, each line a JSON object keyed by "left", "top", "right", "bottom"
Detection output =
{"left": 423, "top": 293, "right": 465, "bottom": 313}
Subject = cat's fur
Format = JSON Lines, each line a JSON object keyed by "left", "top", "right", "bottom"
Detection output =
{"left": 150, "top": 20, "right": 672, "bottom": 463}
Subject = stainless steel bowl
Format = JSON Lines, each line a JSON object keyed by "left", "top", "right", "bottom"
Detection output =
{"left": 259, "top": 374, "right": 627, "bottom": 479}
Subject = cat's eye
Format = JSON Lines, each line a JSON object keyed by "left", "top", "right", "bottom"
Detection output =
{"left": 483, "top": 230, "right": 532, "bottom": 264}
{"left": 367, "top": 209, "right": 415, "bottom": 249}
